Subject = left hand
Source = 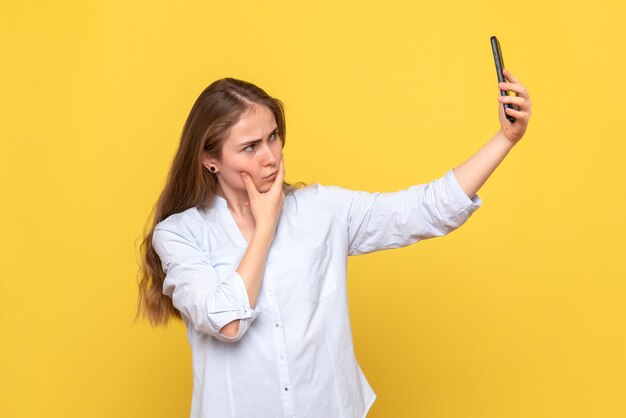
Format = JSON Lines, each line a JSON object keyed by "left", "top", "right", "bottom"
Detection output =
{"left": 497, "top": 68, "right": 532, "bottom": 144}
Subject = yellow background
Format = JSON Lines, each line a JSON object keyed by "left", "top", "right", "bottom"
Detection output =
{"left": 1, "top": 0, "right": 625, "bottom": 417}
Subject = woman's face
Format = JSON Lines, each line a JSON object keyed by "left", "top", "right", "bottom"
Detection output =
{"left": 204, "top": 103, "right": 283, "bottom": 196}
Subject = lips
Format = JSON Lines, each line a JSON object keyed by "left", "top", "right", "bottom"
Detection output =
{"left": 264, "top": 171, "right": 278, "bottom": 179}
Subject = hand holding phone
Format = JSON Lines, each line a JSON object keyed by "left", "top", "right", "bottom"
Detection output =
{"left": 490, "top": 36, "right": 516, "bottom": 123}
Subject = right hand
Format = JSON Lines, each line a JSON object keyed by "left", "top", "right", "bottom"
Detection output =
{"left": 497, "top": 68, "right": 531, "bottom": 144}
{"left": 240, "top": 154, "right": 286, "bottom": 235}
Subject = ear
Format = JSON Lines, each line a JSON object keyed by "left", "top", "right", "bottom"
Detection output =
{"left": 202, "top": 154, "right": 219, "bottom": 173}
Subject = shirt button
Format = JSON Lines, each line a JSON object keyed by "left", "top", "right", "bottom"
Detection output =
{"left": 284, "top": 386, "right": 289, "bottom": 391}
{"left": 274, "top": 322, "right": 280, "bottom": 328}
{"left": 279, "top": 355, "right": 284, "bottom": 359}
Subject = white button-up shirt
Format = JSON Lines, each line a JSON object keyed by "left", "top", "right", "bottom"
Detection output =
{"left": 152, "top": 168, "right": 483, "bottom": 418}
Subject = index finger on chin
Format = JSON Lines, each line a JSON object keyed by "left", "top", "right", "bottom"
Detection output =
{"left": 271, "top": 155, "right": 286, "bottom": 191}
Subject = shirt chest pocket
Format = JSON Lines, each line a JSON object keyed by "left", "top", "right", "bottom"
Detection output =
{"left": 275, "top": 244, "right": 336, "bottom": 304}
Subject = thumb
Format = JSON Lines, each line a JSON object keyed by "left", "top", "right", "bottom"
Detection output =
{"left": 240, "top": 172, "right": 259, "bottom": 198}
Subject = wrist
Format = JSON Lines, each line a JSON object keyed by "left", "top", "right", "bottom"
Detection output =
{"left": 252, "top": 222, "right": 276, "bottom": 241}
{"left": 496, "top": 128, "right": 517, "bottom": 149}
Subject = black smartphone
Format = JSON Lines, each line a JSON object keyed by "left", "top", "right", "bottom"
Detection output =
{"left": 490, "top": 36, "right": 516, "bottom": 123}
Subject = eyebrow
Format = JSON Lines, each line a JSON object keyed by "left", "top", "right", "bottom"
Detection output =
{"left": 239, "top": 126, "right": 279, "bottom": 147}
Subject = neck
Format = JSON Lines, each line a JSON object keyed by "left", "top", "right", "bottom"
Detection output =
{"left": 216, "top": 186, "right": 252, "bottom": 219}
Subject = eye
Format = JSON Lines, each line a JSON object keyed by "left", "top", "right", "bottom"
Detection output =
{"left": 269, "top": 131, "right": 279, "bottom": 141}
{"left": 243, "top": 144, "right": 255, "bottom": 153}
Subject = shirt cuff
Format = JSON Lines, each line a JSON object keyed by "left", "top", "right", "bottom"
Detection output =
{"left": 212, "top": 271, "right": 262, "bottom": 342}
{"left": 447, "top": 168, "right": 483, "bottom": 212}
{"left": 230, "top": 271, "right": 262, "bottom": 319}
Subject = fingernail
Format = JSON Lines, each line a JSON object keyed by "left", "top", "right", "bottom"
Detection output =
{"left": 240, "top": 172, "right": 247, "bottom": 178}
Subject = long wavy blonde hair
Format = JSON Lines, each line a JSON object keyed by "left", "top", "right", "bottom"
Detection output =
{"left": 135, "top": 78, "right": 301, "bottom": 326}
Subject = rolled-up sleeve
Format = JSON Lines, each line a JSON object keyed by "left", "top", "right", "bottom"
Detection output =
{"left": 152, "top": 226, "right": 260, "bottom": 342}
{"left": 322, "top": 168, "right": 483, "bottom": 255}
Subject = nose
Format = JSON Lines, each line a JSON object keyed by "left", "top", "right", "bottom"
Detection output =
{"left": 260, "top": 142, "right": 278, "bottom": 167}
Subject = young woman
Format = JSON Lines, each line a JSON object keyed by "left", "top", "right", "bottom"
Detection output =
{"left": 137, "top": 70, "right": 531, "bottom": 418}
